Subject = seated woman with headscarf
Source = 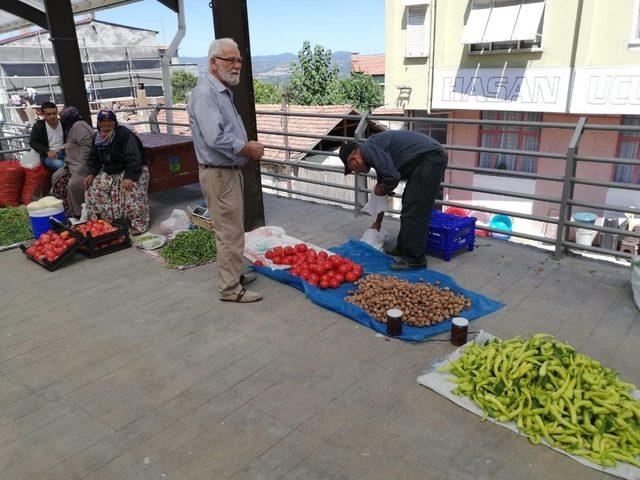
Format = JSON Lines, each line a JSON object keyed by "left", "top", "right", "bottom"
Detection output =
{"left": 51, "top": 106, "right": 94, "bottom": 217}
{"left": 83, "top": 109, "right": 150, "bottom": 234}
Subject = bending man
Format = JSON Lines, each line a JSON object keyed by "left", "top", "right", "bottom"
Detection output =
{"left": 339, "top": 130, "right": 447, "bottom": 270}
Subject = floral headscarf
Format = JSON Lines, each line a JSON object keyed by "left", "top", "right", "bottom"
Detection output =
{"left": 94, "top": 109, "right": 118, "bottom": 148}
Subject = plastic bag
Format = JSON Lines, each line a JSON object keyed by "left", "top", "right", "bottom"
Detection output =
{"left": 632, "top": 256, "right": 640, "bottom": 311}
{"left": 160, "top": 209, "right": 190, "bottom": 235}
{"left": 360, "top": 228, "right": 390, "bottom": 251}
{"left": 361, "top": 194, "right": 390, "bottom": 217}
{"left": 20, "top": 149, "right": 41, "bottom": 169}
{"left": 0, "top": 160, "right": 25, "bottom": 207}
{"left": 21, "top": 165, "right": 51, "bottom": 205}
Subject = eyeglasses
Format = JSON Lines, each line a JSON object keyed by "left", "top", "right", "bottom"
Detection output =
{"left": 215, "top": 56, "right": 243, "bottom": 65}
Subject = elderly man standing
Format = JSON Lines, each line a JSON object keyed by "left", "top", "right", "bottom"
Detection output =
{"left": 188, "top": 38, "right": 264, "bottom": 303}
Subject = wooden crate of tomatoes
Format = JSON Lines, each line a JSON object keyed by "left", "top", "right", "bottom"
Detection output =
{"left": 20, "top": 227, "right": 86, "bottom": 271}
{"left": 71, "top": 219, "right": 131, "bottom": 258}
{"left": 256, "top": 243, "right": 363, "bottom": 289}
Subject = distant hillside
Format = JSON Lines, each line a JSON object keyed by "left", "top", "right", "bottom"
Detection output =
{"left": 179, "top": 51, "right": 353, "bottom": 83}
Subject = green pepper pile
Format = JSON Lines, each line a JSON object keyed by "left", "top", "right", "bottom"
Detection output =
{"left": 159, "top": 229, "right": 217, "bottom": 268}
{"left": 0, "top": 206, "right": 33, "bottom": 246}
{"left": 439, "top": 334, "right": 640, "bottom": 468}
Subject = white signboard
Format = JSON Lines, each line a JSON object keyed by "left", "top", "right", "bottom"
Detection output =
{"left": 432, "top": 68, "right": 571, "bottom": 112}
{"left": 570, "top": 67, "right": 640, "bottom": 114}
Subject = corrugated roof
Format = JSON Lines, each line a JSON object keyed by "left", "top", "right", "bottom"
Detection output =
{"left": 0, "top": 17, "right": 157, "bottom": 45}
{"left": 157, "top": 104, "right": 363, "bottom": 161}
{"left": 350, "top": 54, "right": 385, "bottom": 76}
{"left": 0, "top": 0, "right": 143, "bottom": 34}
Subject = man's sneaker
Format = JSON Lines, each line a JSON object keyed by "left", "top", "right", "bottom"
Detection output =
{"left": 389, "top": 259, "right": 427, "bottom": 271}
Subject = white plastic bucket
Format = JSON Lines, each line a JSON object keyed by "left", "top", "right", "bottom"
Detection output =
{"left": 575, "top": 228, "right": 597, "bottom": 246}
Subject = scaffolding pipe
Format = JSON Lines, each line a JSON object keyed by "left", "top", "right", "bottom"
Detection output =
{"left": 160, "top": 0, "right": 185, "bottom": 135}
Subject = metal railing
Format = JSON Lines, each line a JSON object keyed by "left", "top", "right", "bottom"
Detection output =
{"left": 2, "top": 105, "right": 639, "bottom": 262}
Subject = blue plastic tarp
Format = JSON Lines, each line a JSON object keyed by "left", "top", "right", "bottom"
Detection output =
{"left": 252, "top": 239, "right": 504, "bottom": 342}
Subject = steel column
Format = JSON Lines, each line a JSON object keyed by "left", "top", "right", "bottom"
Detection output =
{"left": 553, "top": 116, "right": 587, "bottom": 260}
{"left": 43, "top": 0, "right": 90, "bottom": 121}
{"left": 353, "top": 113, "right": 370, "bottom": 215}
{"left": 210, "top": 0, "right": 265, "bottom": 230}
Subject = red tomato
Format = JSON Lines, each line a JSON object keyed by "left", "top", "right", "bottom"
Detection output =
{"left": 290, "top": 266, "right": 301, "bottom": 276}
{"left": 353, "top": 269, "right": 362, "bottom": 279}
{"left": 320, "top": 274, "right": 331, "bottom": 283}
{"left": 337, "top": 263, "right": 351, "bottom": 275}
{"left": 326, "top": 270, "right": 335, "bottom": 279}
{"left": 308, "top": 273, "right": 319, "bottom": 283}
{"left": 253, "top": 260, "right": 264, "bottom": 266}
{"left": 319, "top": 279, "right": 330, "bottom": 289}
{"left": 264, "top": 250, "right": 274, "bottom": 259}
{"left": 295, "top": 243, "right": 308, "bottom": 253}
{"left": 301, "top": 270, "right": 312, "bottom": 281}
{"left": 328, "top": 255, "right": 343, "bottom": 266}
{"left": 345, "top": 272, "right": 357, "bottom": 282}
{"left": 272, "top": 256, "right": 283, "bottom": 265}
{"left": 273, "top": 246, "right": 284, "bottom": 255}
{"left": 308, "top": 278, "right": 319, "bottom": 287}
{"left": 284, "top": 246, "right": 294, "bottom": 256}
{"left": 40, "top": 234, "right": 50, "bottom": 242}
{"left": 329, "top": 278, "right": 340, "bottom": 289}
{"left": 334, "top": 273, "right": 345, "bottom": 284}
{"left": 318, "top": 251, "right": 328, "bottom": 260}
{"left": 305, "top": 250, "right": 317, "bottom": 259}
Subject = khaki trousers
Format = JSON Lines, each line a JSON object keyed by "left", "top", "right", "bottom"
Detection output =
{"left": 199, "top": 166, "right": 245, "bottom": 296}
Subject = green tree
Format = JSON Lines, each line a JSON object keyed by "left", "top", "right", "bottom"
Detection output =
{"left": 334, "top": 73, "right": 384, "bottom": 112}
{"left": 253, "top": 79, "right": 280, "bottom": 104}
{"left": 170, "top": 70, "right": 198, "bottom": 103}
{"left": 288, "top": 41, "right": 340, "bottom": 105}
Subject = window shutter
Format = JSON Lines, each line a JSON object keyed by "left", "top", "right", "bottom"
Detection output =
{"left": 406, "top": 5, "right": 428, "bottom": 57}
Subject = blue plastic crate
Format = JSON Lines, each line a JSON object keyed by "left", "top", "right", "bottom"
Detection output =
{"left": 426, "top": 210, "right": 476, "bottom": 261}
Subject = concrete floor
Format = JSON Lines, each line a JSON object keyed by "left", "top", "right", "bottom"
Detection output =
{"left": 0, "top": 189, "right": 638, "bottom": 480}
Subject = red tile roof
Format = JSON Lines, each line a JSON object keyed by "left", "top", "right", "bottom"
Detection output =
{"left": 156, "top": 103, "right": 362, "bottom": 161}
{"left": 350, "top": 54, "right": 385, "bottom": 76}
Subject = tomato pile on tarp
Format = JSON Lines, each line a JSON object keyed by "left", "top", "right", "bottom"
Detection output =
{"left": 256, "top": 243, "right": 362, "bottom": 289}
{"left": 251, "top": 239, "right": 504, "bottom": 342}
{"left": 24, "top": 229, "right": 77, "bottom": 263}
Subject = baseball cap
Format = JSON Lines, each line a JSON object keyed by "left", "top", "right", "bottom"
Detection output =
{"left": 338, "top": 142, "right": 358, "bottom": 175}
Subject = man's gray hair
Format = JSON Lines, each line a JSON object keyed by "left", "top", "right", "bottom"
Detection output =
{"left": 207, "top": 38, "right": 239, "bottom": 61}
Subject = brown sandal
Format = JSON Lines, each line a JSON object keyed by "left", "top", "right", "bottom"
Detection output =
{"left": 220, "top": 287, "right": 262, "bottom": 303}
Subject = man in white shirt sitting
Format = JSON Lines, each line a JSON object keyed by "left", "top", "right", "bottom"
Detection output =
{"left": 28, "top": 101, "right": 66, "bottom": 170}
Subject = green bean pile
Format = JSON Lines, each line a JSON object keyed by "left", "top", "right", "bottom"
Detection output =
{"left": 159, "top": 229, "right": 217, "bottom": 268}
{"left": 0, "top": 206, "right": 33, "bottom": 246}
{"left": 439, "top": 334, "right": 640, "bottom": 468}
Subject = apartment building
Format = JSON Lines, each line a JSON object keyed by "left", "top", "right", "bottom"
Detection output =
{"left": 384, "top": 0, "right": 640, "bottom": 237}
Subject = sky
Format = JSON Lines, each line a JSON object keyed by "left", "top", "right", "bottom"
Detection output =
{"left": 94, "top": 0, "right": 385, "bottom": 57}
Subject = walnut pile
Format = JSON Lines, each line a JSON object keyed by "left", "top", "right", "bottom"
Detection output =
{"left": 345, "top": 274, "right": 472, "bottom": 327}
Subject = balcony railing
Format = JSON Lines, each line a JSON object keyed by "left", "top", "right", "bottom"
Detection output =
{"left": 2, "top": 105, "right": 638, "bottom": 262}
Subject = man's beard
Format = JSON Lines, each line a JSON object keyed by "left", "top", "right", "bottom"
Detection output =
{"left": 219, "top": 69, "right": 240, "bottom": 86}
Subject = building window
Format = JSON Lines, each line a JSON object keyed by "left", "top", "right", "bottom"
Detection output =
{"left": 631, "top": 0, "right": 640, "bottom": 45}
{"left": 405, "top": 1, "right": 429, "bottom": 58}
{"left": 613, "top": 116, "right": 640, "bottom": 184}
{"left": 409, "top": 110, "right": 447, "bottom": 144}
{"left": 478, "top": 111, "right": 541, "bottom": 173}
{"left": 463, "top": 0, "right": 545, "bottom": 53}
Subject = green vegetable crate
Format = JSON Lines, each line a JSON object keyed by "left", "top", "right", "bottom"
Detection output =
{"left": 76, "top": 219, "right": 132, "bottom": 259}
